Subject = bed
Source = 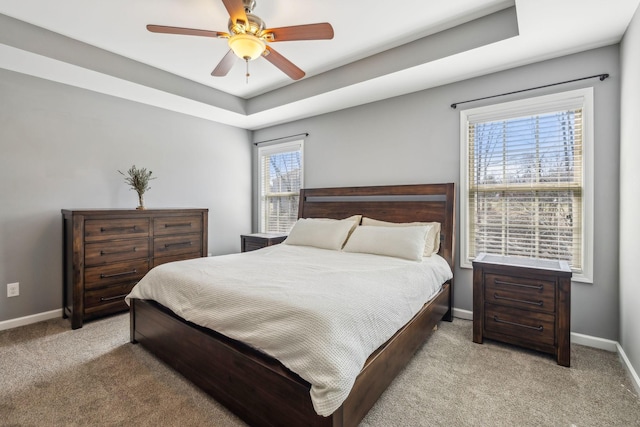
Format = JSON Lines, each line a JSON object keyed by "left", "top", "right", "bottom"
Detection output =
{"left": 128, "top": 182, "right": 456, "bottom": 427}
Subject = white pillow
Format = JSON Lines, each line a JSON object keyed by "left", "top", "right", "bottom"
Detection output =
{"left": 342, "top": 225, "right": 429, "bottom": 261}
{"left": 361, "top": 217, "right": 441, "bottom": 256}
{"left": 284, "top": 217, "right": 359, "bottom": 250}
{"left": 315, "top": 215, "right": 362, "bottom": 225}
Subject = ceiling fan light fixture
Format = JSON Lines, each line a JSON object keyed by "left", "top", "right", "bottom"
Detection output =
{"left": 228, "top": 33, "right": 265, "bottom": 60}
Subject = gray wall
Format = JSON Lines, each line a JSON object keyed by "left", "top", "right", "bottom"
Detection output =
{"left": 620, "top": 7, "right": 640, "bottom": 381}
{"left": 0, "top": 69, "right": 252, "bottom": 322}
{"left": 254, "top": 45, "right": 622, "bottom": 340}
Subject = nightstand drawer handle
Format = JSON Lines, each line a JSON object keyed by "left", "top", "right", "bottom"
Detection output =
{"left": 494, "top": 293, "right": 543, "bottom": 306}
{"left": 100, "top": 247, "right": 137, "bottom": 256}
{"left": 100, "top": 226, "right": 137, "bottom": 233}
{"left": 494, "top": 316, "right": 543, "bottom": 331}
{"left": 164, "top": 222, "right": 192, "bottom": 228}
{"left": 494, "top": 279, "right": 543, "bottom": 291}
{"left": 100, "top": 269, "right": 137, "bottom": 279}
{"left": 100, "top": 294, "right": 129, "bottom": 302}
{"left": 164, "top": 241, "right": 192, "bottom": 248}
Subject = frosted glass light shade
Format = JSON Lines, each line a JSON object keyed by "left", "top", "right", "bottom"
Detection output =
{"left": 229, "top": 34, "right": 266, "bottom": 60}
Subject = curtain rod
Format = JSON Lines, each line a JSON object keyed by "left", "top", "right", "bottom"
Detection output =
{"left": 450, "top": 73, "right": 609, "bottom": 109}
{"left": 253, "top": 132, "right": 309, "bottom": 146}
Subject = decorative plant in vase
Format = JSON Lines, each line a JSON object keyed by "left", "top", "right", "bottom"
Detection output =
{"left": 118, "top": 165, "right": 156, "bottom": 209}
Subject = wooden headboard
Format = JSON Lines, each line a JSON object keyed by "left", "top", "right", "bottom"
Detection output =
{"left": 298, "top": 183, "right": 456, "bottom": 271}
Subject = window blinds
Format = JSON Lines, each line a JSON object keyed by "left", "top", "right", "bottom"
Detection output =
{"left": 258, "top": 141, "right": 303, "bottom": 233}
{"left": 467, "top": 109, "right": 583, "bottom": 269}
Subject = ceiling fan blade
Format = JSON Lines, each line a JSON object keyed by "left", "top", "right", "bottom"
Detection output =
{"left": 262, "top": 46, "right": 305, "bottom": 80}
{"left": 222, "top": 0, "right": 248, "bottom": 26}
{"left": 147, "top": 25, "right": 227, "bottom": 38}
{"left": 264, "top": 23, "right": 334, "bottom": 42}
{"left": 212, "top": 50, "right": 237, "bottom": 77}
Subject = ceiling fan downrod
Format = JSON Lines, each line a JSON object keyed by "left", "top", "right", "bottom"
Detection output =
{"left": 242, "top": 0, "right": 257, "bottom": 13}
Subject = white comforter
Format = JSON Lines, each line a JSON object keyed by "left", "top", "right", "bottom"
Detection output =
{"left": 125, "top": 244, "right": 452, "bottom": 416}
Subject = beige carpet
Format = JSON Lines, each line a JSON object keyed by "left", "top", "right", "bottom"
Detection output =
{"left": 1, "top": 314, "right": 638, "bottom": 426}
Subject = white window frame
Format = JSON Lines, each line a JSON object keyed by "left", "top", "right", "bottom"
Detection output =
{"left": 459, "top": 88, "right": 594, "bottom": 283}
{"left": 257, "top": 139, "right": 304, "bottom": 233}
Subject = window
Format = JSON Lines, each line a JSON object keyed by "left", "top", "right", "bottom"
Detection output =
{"left": 258, "top": 139, "right": 304, "bottom": 233}
{"left": 460, "top": 88, "right": 593, "bottom": 282}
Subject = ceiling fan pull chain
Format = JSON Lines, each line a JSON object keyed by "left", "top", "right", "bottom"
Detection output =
{"left": 245, "top": 58, "right": 250, "bottom": 84}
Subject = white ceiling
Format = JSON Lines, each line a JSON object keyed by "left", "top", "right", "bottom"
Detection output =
{"left": 0, "top": 0, "right": 639, "bottom": 129}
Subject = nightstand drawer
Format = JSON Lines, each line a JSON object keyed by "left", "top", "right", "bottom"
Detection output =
{"left": 85, "top": 238, "right": 150, "bottom": 266}
{"left": 241, "top": 233, "right": 288, "bottom": 252}
{"left": 85, "top": 218, "right": 149, "bottom": 242}
{"left": 485, "top": 304, "right": 555, "bottom": 346}
{"left": 243, "top": 240, "right": 268, "bottom": 252}
{"left": 485, "top": 273, "right": 555, "bottom": 313}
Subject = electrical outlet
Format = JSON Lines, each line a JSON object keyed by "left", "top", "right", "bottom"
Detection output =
{"left": 7, "top": 282, "right": 19, "bottom": 298}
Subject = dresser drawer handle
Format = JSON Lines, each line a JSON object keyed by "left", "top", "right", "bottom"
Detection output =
{"left": 494, "top": 293, "right": 543, "bottom": 306}
{"left": 164, "top": 241, "right": 192, "bottom": 248}
{"left": 494, "top": 316, "right": 543, "bottom": 331}
{"left": 164, "top": 222, "right": 192, "bottom": 228}
{"left": 494, "top": 279, "right": 543, "bottom": 291}
{"left": 100, "top": 269, "right": 138, "bottom": 279}
{"left": 100, "top": 294, "right": 129, "bottom": 302}
{"left": 100, "top": 225, "right": 137, "bottom": 233}
{"left": 100, "top": 247, "right": 137, "bottom": 256}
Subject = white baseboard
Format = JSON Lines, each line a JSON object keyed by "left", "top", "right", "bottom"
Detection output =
{"left": 570, "top": 331, "right": 618, "bottom": 352}
{"left": 453, "top": 308, "right": 473, "bottom": 320}
{"left": 617, "top": 343, "right": 640, "bottom": 397}
{"left": 0, "top": 309, "right": 62, "bottom": 331}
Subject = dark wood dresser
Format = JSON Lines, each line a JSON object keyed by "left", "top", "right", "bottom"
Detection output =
{"left": 62, "top": 208, "right": 208, "bottom": 329}
{"left": 241, "top": 233, "right": 287, "bottom": 252}
{"left": 472, "top": 253, "right": 572, "bottom": 366}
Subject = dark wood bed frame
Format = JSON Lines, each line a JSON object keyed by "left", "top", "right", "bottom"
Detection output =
{"left": 130, "top": 183, "right": 456, "bottom": 427}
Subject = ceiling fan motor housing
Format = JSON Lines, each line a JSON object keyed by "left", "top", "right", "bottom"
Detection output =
{"left": 228, "top": 12, "right": 265, "bottom": 36}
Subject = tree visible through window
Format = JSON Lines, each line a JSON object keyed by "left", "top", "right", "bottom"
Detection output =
{"left": 258, "top": 140, "right": 303, "bottom": 233}
{"left": 460, "top": 88, "right": 593, "bottom": 281}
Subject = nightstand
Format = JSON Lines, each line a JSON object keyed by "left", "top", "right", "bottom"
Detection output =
{"left": 241, "top": 233, "right": 288, "bottom": 252}
{"left": 472, "top": 253, "right": 572, "bottom": 366}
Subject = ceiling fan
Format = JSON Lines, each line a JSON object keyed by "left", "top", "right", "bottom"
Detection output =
{"left": 147, "top": 0, "right": 334, "bottom": 81}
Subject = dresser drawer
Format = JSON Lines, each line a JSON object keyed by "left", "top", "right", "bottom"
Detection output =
{"left": 154, "top": 216, "right": 202, "bottom": 236}
{"left": 484, "top": 304, "right": 555, "bottom": 346}
{"left": 154, "top": 233, "right": 202, "bottom": 258}
{"left": 84, "top": 281, "right": 136, "bottom": 315}
{"left": 85, "top": 218, "right": 149, "bottom": 242}
{"left": 153, "top": 253, "right": 203, "bottom": 268}
{"left": 85, "top": 238, "right": 150, "bottom": 266}
{"left": 485, "top": 273, "right": 555, "bottom": 313}
{"left": 84, "top": 259, "right": 149, "bottom": 289}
